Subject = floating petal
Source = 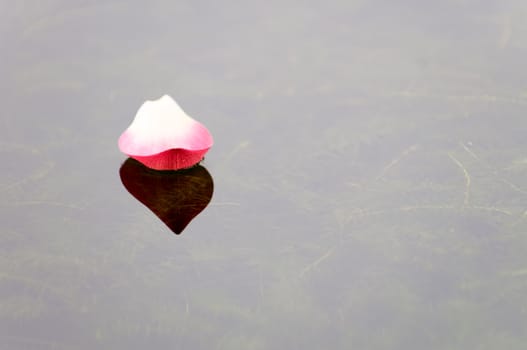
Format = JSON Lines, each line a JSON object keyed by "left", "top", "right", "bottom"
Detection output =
{"left": 118, "top": 95, "right": 213, "bottom": 170}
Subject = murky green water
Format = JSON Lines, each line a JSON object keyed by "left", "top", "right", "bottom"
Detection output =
{"left": 2, "top": 1, "right": 527, "bottom": 349}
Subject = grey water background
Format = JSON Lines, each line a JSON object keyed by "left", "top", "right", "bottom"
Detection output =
{"left": 1, "top": 1, "right": 527, "bottom": 349}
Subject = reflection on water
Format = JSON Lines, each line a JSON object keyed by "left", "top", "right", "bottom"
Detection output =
{"left": 119, "top": 158, "right": 213, "bottom": 235}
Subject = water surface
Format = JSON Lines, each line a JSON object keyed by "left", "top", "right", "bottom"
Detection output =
{"left": 1, "top": 1, "right": 527, "bottom": 349}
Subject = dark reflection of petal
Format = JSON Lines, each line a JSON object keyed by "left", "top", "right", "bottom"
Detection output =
{"left": 119, "top": 158, "right": 214, "bottom": 235}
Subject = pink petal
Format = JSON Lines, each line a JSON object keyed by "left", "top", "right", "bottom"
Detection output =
{"left": 118, "top": 95, "right": 213, "bottom": 170}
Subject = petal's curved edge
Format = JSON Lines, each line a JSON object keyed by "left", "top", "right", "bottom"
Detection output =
{"left": 127, "top": 147, "right": 210, "bottom": 171}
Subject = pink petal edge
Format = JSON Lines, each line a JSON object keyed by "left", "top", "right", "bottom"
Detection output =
{"left": 128, "top": 148, "right": 210, "bottom": 171}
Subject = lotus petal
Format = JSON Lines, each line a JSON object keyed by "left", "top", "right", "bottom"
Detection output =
{"left": 118, "top": 95, "right": 213, "bottom": 170}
